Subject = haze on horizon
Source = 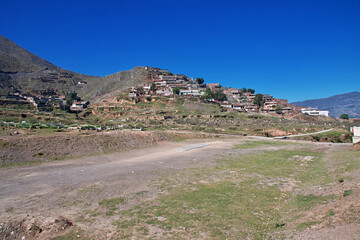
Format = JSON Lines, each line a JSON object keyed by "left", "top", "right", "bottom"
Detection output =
{"left": 1, "top": 0, "right": 359, "bottom": 102}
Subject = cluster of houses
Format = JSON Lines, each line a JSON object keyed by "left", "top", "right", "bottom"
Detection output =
{"left": 220, "top": 88, "right": 298, "bottom": 113}
{"left": 2, "top": 91, "right": 88, "bottom": 112}
{"left": 2, "top": 66, "right": 332, "bottom": 117}
{"left": 128, "top": 67, "right": 306, "bottom": 114}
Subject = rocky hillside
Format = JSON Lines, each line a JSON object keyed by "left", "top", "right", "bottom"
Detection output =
{"left": 0, "top": 36, "right": 147, "bottom": 102}
{"left": 81, "top": 67, "right": 148, "bottom": 103}
{"left": 292, "top": 92, "right": 360, "bottom": 118}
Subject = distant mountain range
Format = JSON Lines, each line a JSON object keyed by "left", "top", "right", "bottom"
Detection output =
{"left": 0, "top": 36, "right": 147, "bottom": 102}
{"left": 292, "top": 92, "right": 360, "bottom": 118}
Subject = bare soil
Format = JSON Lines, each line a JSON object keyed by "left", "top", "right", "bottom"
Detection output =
{"left": 0, "top": 130, "right": 202, "bottom": 166}
{"left": 0, "top": 132, "right": 358, "bottom": 239}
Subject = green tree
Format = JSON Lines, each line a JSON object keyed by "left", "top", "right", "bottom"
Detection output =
{"left": 253, "top": 94, "right": 264, "bottom": 108}
{"left": 202, "top": 88, "right": 227, "bottom": 101}
{"left": 241, "top": 87, "right": 247, "bottom": 93}
{"left": 173, "top": 87, "right": 180, "bottom": 95}
{"left": 196, "top": 78, "right": 205, "bottom": 85}
{"left": 340, "top": 113, "right": 349, "bottom": 119}
{"left": 203, "top": 88, "right": 213, "bottom": 99}
{"left": 275, "top": 105, "right": 283, "bottom": 114}
{"left": 213, "top": 89, "right": 227, "bottom": 101}
{"left": 65, "top": 91, "right": 80, "bottom": 106}
{"left": 247, "top": 88, "right": 255, "bottom": 94}
{"left": 151, "top": 83, "right": 156, "bottom": 91}
{"left": 137, "top": 87, "right": 144, "bottom": 95}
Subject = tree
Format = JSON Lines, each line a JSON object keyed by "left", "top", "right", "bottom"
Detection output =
{"left": 340, "top": 113, "right": 349, "bottom": 119}
{"left": 150, "top": 83, "right": 156, "bottom": 91}
{"left": 253, "top": 94, "right": 264, "bottom": 108}
{"left": 213, "top": 89, "right": 227, "bottom": 101}
{"left": 65, "top": 91, "right": 80, "bottom": 106}
{"left": 202, "top": 88, "right": 227, "bottom": 101}
{"left": 247, "top": 88, "right": 255, "bottom": 94}
{"left": 202, "top": 88, "right": 213, "bottom": 99}
{"left": 241, "top": 87, "right": 247, "bottom": 93}
{"left": 137, "top": 87, "right": 144, "bottom": 95}
{"left": 196, "top": 78, "right": 204, "bottom": 85}
{"left": 275, "top": 105, "right": 283, "bottom": 114}
{"left": 173, "top": 87, "right": 180, "bottom": 95}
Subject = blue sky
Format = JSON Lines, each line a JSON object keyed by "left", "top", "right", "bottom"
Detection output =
{"left": 1, "top": 0, "right": 359, "bottom": 102}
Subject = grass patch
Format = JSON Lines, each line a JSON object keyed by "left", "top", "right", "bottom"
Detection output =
{"left": 109, "top": 149, "right": 337, "bottom": 239}
{"left": 99, "top": 196, "right": 125, "bottom": 211}
{"left": 343, "top": 190, "right": 353, "bottom": 197}
{"left": 77, "top": 185, "right": 101, "bottom": 194}
{"left": 0, "top": 140, "right": 9, "bottom": 148}
{"left": 51, "top": 227, "right": 85, "bottom": 240}
{"left": 135, "top": 190, "right": 148, "bottom": 196}
{"left": 296, "top": 221, "right": 319, "bottom": 230}
{"left": 233, "top": 140, "right": 295, "bottom": 149}
{"left": 295, "top": 194, "right": 335, "bottom": 210}
{"left": 329, "top": 150, "right": 360, "bottom": 173}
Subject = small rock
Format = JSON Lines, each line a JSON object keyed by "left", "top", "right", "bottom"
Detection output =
{"left": 156, "top": 216, "right": 167, "bottom": 222}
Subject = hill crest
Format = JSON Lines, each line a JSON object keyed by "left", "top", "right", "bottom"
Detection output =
{"left": 292, "top": 92, "right": 360, "bottom": 118}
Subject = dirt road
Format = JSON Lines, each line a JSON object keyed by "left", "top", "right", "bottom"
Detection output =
{"left": 0, "top": 137, "right": 357, "bottom": 239}
{"left": 0, "top": 138, "right": 243, "bottom": 225}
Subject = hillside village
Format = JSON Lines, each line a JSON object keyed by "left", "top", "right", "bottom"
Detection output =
{"left": 1, "top": 66, "right": 331, "bottom": 118}
{"left": 124, "top": 66, "right": 327, "bottom": 116}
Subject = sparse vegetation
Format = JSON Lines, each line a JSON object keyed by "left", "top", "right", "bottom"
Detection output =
{"left": 104, "top": 149, "right": 343, "bottom": 238}
{"left": 343, "top": 190, "right": 353, "bottom": 197}
{"left": 233, "top": 140, "right": 296, "bottom": 149}
{"left": 99, "top": 196, "right": 125, "bottom": 210}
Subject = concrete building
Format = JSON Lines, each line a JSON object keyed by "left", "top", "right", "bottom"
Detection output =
{"left": 301, "top": 108, "right": 329, "bottom": 117}
{"left": 351, "top": 126, "right": 360, "bottom": 144}
{"left": 179, "top": 89, "right": 204, "bottom": 96}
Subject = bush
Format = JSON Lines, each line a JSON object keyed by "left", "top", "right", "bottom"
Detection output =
{"left": 340, "top": 114, "right": 349, "bottom": 119}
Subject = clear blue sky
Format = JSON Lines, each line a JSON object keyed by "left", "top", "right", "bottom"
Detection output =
{"left": 1, "top": 0, "right": 359, "bottom": 102}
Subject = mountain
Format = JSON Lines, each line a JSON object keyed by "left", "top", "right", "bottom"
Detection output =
{"left": 0, "top": 36, "right": 60, "bottom": 72}
{"left": 0, "top": 36, "right": 147, "bottom": 102}
{"left": 292, "top": 92, "right": 360, "bottom": 118}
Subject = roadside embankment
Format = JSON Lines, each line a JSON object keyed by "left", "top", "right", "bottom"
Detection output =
{"left": 0, "top": 130, "right": 209, "bottom": 167}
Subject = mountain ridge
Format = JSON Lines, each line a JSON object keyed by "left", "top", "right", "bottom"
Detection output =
{"left": 0, "top": 35, "right": 147, "bottom": 102}
{"left": 292, "top": 92, "right": 360, "bottom": 118}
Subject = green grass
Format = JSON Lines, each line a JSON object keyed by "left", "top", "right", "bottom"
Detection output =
{"left": 343, "top": 190, "right": 353, "bottom": 197}
{"left": 108, "top": 149, "right": 336, "bottom": 239}
{"left": 99, "top": 196, "right": 125, "bottom": 211}
{"left": 51, "top": 227, "right": 86, "bottom": 240}
{"left": 0, "top": 140, "right": 9, "bottom": 148}
{"left": 296, "top": 221, "right": 319, "bottom": 230}
{"left": 233, "top": 140, "right": 295, "bottom": 149}
{"left": 0, "top": 159, "right": 44, "bottom": 168}
{"left": 329, "top": 150, "right": 360, "bottom": 172}
{"left": 295, "top": 194, "right": 335, "bottom": 210}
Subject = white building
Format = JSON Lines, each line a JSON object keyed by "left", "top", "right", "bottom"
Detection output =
{"left": 156, "top": 89, "right": 173, "bottom": 96}
{"left": 351, "top": 126, "right": 360, "bottom": 144}
{"left": 179, "top": 89, "right": 204, "bottom": 96}
{"left": 301, "top": 107, "right": 329, "bottom": 117}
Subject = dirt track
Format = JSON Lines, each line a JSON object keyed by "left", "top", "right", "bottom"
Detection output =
{"left": 0, "top": 137, "right": 240, "bottom": 239}
{"left": 0, "top": 136, "right": 358, "bottom": 239}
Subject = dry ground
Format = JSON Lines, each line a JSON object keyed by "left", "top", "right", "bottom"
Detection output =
{"left": 0, "top": 132, "right": 358, "bottom": 239}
